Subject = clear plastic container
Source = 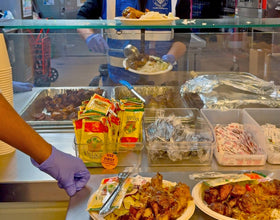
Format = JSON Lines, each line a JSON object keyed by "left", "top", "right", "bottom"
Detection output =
{"left": 201, "top": 109, "right": 267, "bottom": 166}
{"left": 144, "top": 108, "right": 215, "bottom": 166}
{"left": 244, "top": 108, "right": 280, "bottom": 164}
{"left": 74, "top": 140, "right": 143, "bottom": 168}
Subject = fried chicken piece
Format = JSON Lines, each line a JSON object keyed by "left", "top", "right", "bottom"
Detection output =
{"left": 219, "top": 184, "right": 233, "bottom": 201}
{"left": 151, "top": 173, "right": 163, "bottom": 190}
{"left": 129, "top": 206, "right": 145, "bottom": 220}
{"left": 231, "top": 184, "right": 247, "bottom": 197}
{"left": 151, "top": 202, "right": 159, "bottom": 216}
{"left": 142, "top": 208, "right": 154, "bottom": 220}
{"left": 156, "top": 210, "right": 170, "bottom": 220}
{"left": 122, "top": 6, "right": 148, "bottom": 19}
{"left": 227, "top": 197, "right": 238, "bottom": 208}
{"left": 204, "top": 188, "right": 219, "bottom": 205}
{"left": 209, "top": 202, "right": 226, "bottom": 215}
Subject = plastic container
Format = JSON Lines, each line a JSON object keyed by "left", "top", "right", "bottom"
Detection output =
{"left": 144, "top": 108, "right": 215, "bottom": 166}
{"left": 74, "top": 140, "right": 143, "bottom": 168}
{"left": 244, "top": 108, "right": 280, "bottom": 164}
{"left": 201, "top": 109, "right": 267, "bottom": 166}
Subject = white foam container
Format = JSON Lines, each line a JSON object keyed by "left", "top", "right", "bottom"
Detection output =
{"left": 201, "top": 109, "right": 267, "bottom": 166}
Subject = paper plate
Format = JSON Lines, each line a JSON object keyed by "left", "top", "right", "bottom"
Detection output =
{"left": 114, "top": 16, "right": 179, "bottom": 25}
{"left": 88, "top": 176, "right": 195, "bottom": 220}
{"left": 123, "top": 56, "right": 173, "bottom": 75}
{"left": 192, "top": 181, "right": 237, "bottom": 220}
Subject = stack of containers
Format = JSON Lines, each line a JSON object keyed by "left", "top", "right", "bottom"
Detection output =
{"left": 0, "top": 33, "right": 15, "bottom": 155}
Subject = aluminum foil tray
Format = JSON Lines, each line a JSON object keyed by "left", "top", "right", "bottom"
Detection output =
{"left": 112, "top": 86, "right": 187, "bottom": 108}
{"left": 20, "top": 87, "right": 111, "bottom": 130}
{"left": 181, "top": 71, "right": 280, "bottom": 110}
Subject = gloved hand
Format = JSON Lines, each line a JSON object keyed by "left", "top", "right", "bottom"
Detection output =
{"left": 161, "top": 54, "right": 176, "bottom": 65}
{"left": 31, "top": 146, "right": 90, "bottom": 197}
{"left": 13, "top": 81, "right": 33, "bottom": 93}
{"left": 86, "top": 33, "right": 109, "bottom": 53}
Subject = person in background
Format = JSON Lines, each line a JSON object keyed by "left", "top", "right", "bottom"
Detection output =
{"left": 0, "top": 92, "right": 90, "bottom": 196}
{"left": 77, "top": 0, "right": 191, "bottom": 86}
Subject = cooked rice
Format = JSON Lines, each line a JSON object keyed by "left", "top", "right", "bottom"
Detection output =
{"left": 137, "top": 58, "right": 169, "bottom": 73}
{"left": 139, "top": 11, "right": 175, "bottom": 20}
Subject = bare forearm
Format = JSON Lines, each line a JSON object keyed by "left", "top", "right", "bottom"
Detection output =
{"left": 0, "top": 94, "right": 51, "bottom": 164}
{"left": 77, "top": 28, "right": 94, "bottom": 40}
{"left": 166, "top": 41, "right": 187, "bottom": 60}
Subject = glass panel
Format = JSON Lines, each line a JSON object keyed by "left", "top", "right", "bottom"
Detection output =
{"left": 5, "top": 30, "right": 280, "bottom": 87}
{"left": 2, "top": 18, "right": 280, "bottom": 30}
{"left": 3, "top": 28, "right": 280, "bottom": 126}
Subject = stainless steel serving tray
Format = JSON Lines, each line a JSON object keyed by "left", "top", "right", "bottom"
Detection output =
{"left": 112, "top": 86, "right": 187, "bottom": 108}
{"left": 20, "top": 87, "right": 112, "bottom": 131}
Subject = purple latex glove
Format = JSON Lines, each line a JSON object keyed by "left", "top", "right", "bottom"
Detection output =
{"left": 13, "top": 81, "right": 33, "bottom": 93}
{"left": 161, "top": 54, "right": 176, "bottom": 65}
{"left": 86, "top": 33, "right": 109, "bottom": 53}
{"left": 31, "top": 146, "right": 90, "bottom": 197}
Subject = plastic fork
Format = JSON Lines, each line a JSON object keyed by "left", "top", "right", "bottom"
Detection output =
{"left": 99, "top": 172, "right": 130, "bottom": 216}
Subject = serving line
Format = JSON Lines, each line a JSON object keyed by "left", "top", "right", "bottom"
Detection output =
{"left": 66, "top": 170, "right": 280, "bottom": 220}
{"left": 7, "top": 87, "right": 280, "bottom": 219}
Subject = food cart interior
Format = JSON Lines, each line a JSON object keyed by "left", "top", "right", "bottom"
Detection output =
{"left": 1, "top": 16, "right": 280, "bottom": 220}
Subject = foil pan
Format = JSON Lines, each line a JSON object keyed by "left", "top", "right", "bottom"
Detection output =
{"left": 112, "top": 86, "right": 187, "bottom": 108}
{"left": 181, "top": 72, "right": 280, "bottom": 110}
{"left": 20, "top": 87, "right": 110, "bottom": 130}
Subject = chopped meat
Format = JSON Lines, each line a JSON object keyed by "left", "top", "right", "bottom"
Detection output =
{"left": 32, "top": 88, "right": 104, "bottom": 121}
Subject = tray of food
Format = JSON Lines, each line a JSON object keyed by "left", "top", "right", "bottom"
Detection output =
{"left": 192, "top": 171, "right": 280, "bottom": 220}
{"left": 87, "top": 173, "right": 195, "bottom": 220}
{"left": 244, "top": 108, "right": 280, "bottom": 164}
{"left": 123, "top": 55, "right": 173, "bottom": 75}
{"left": 144, "top": 108, "right": 215, "bottom": 166}
{"left": 115, "top": 7, "right": 179, "bottom": 25}
{"left": 112, "top": 86, "right": 187, "bottom": 108}
{"left": 20, "top": 87, "right": 109, "bottom": 129}
{"left": 201, "top": 109, "right": 267, "bottom": 166}
{"left": 180, "top": 71, "right": 280, "bottom": 109}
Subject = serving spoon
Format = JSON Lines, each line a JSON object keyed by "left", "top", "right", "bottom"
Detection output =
{"left": 123, "top": 44, "right": 140, "bottom": 59}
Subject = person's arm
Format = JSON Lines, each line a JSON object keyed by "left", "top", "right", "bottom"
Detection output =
{"left": 166, "top": 41, "right": 187, "bottom": 61}
{"left": 0, "top": 93, "right": 51, "bottom": 164}
{"left": 77, "top": 0, "right": 102, "bottom": 40}
{"left": 77, "top": 28, "right": 95, "bottom": 41}
{"left": 0, "top": 93, "right": 90, "bottom": 196}
{"left": 162, "top": 41, "right": 187, "bottom": 65}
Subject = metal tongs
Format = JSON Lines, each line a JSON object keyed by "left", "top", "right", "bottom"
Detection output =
{"left": 99, "top": 172, "right": 130, "bottom": 216}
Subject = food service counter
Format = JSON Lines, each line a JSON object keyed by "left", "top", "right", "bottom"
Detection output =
{"left": 66, "top": 170, "right": 280, "bottom": 220}
{"left": 0, "top": 88, "right": 278, "bottom": 219}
